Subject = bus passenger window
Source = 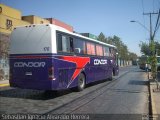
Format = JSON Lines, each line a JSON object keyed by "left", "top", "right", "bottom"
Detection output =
{"left": 73, "top": 38, "right": 86, "bottom": 54}
{"left": 70, "top": 37, "right": 74, "bottom": 52}
{"left": 109, "top": 48, "right": 113, "bottom": 57}
{"left": 57, "top": 34, "right": 62, "bottom": 51}
{"left": 96, "top": 44, "right": 103, "bottom": 56}
{"left": 86, "top": 42, "right": 96, "bottom": 55}
{"left": 57, "top": 33, "right": 71, "bottom": 53}
{"left": 104, "top": 47, "right": 109, "bottom": 56}
{"left": 62, "top": 36, "right": 68, "bottom": 52}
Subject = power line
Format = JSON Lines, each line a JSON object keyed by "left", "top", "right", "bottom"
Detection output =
{"left": 153, "top": 9, "right": 160, "bottom": 38}
{"left": 143, "top": 12, "right": 158, "bottom": 41}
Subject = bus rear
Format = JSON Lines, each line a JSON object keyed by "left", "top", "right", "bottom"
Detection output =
{"left": 9, "top": 24, "right": 56, "bottom": 90}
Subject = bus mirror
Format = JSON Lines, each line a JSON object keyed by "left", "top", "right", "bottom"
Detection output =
{"left": 74, "top": 48, "right": 81, "bottom": 54}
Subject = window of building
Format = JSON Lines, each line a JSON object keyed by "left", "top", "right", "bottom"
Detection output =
{"left": 0, "top": 7, "right": 2, "bottom": 13}
{"left": 103, "top": 46, "right": 109, "bottom": 56}
{"left": 6, "top": 19, "right": 12, "bottom": 29}
{"left": 86, "top": 42, "right": 96, "bottom": 55}
{"left": 96, "top": 44, "right": 103, "bottom": 56}
{"left": 73, "top": 38, "right": 86, "bottom": 54}
{"left": 40, "top": 21, "right": 44, "bottom": 24}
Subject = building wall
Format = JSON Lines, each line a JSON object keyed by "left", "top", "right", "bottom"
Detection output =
{"left": 0, "top": 14, "right": 30, "bottom": 34}
{"left": 46, "top": 18, "right": 73, "bottom": 32}
{"left": 0, "top": 4, "right": 30, "bottom": 34}
{"left": 22, "top": 15, "right": 50, "bottom": 24}
{"left": 0, "top": 4, "right": 21, "bottom": 19}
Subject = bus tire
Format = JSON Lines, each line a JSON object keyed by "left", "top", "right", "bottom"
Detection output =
{"left": 109, "top": 71, "right": 113, "bottom": 81}
{"left": 77, "top": 73, "right": 85, "bottom": 91}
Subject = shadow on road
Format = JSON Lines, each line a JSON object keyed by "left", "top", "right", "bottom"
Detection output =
{"left": 0, "top": 88, "right": 72, "bottom": 100}
{"left": 128, "top": 80, "right": 149, "bottom": 86}
{"left": 0, "top": 79, "right": 110, "bottom": 100}
{"left": 134, "top": 70, "right": 146, "bottom": 72}
{"left": 109, "top": 88, "right": 148, "bottom": 94}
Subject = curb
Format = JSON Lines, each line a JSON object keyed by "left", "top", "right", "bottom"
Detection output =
{"left": 149, "top": 82, "right": 158, "bottom": 119}
{"left": 0, "top": 80, "right": 9, "bottom": 87}
{"left": 0, "top": 83, "right": 9, "bottom": 87}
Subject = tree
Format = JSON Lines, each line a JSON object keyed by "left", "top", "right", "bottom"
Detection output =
{"left": 139, "top": 42, "right": 150, "bottom": 55}
{"left": 107, "top": 35, "right": 130, "bottom": 60}
{"left": 97, "top": 32, "right": 106, "bottom": 42}
{"left": 128, "top": 52, "right": 138, "bottom": 61}
{"left": 155, "top": 41, "right": 160, "bottom": 55}
{"left": 139, "top": 41, "right": 160, "bottom": 56}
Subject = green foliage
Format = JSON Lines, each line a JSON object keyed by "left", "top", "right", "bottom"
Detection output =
{"left": 139, "top": 42, "right": 150, "bottom": 55}
{"left": 150, "top": 55, "right": 157, "bottom": 79}
{"left": 128, "top": 52, "right": 138, "bottom": 61}
{"left": 139, "top": 41, "right": 160, "bottom": 56}
{"left": 98, "top": 33, "right": 138, "bottom": 61}
{"left": 155, "top": 41, "right": 160, "bottom": 55}
{"left": 97, "top": 32, "right": 107, "bottom": 43}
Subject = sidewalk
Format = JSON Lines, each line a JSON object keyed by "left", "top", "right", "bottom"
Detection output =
{"left": 0, "top": 79, "right": 9, "bottom": 87}
{"left": 150, "top": 81, "right": 160, "bottom": 119}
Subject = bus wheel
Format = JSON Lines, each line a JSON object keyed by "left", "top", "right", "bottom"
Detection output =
{"left": 77, "top": 73, "right": 85, "bottom": 91}
{"left": 109, "top": 71, "right": 113, "bottom": 81}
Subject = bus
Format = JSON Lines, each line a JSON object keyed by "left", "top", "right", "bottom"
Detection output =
{"left": 9, "top": 24, "right": 119, "bottom": 91}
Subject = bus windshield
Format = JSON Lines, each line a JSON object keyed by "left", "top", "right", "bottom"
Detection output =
{"left": 10, "top": 25, "right": 52, "bottom": 54}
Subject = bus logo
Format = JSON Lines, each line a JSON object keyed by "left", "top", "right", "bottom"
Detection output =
{"left": 14, "top": 62, "right": 46, "bottom": 68}
{"left": 94, "top": 59, "right": 107, "bottom": 65}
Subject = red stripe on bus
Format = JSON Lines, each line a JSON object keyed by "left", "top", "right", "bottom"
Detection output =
{"left": 60, "top": 56, "right": 90, "bottom": 81}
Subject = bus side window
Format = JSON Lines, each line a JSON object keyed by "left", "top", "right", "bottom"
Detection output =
{"left": 96, "top": 44, "right": 103, "bottom": 56}
{"left": 57, "top": 34, "right": 62, "bottom": 51}
{"left": 86, "top": 42, "right": 96, "bottom": 55}
{"left": 69, "top": 37, "right": 74, "bottom": 52}
{"left": 109, "top": 48, "right": 112, "bottom": 57}
{"left": 62, "top": 35, "right": 70, "bottom": 52}
{"left": 57, "top": 33, "right": 71, "bottom": 53}
{"left": 103, "top": 46, "right": 109, "bottom": 56}
{"left": 73, "top": 38, "right": 86, "bottom": 54}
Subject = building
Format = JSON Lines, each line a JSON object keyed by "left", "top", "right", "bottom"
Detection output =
{"left": 0, "top": 4, "right": 30, "bottom": 35}
{"left": 46, "top": 18, "right": 73, "bottom": 32}
{"left": 22, "top": 15, "right": 50, "bottom": 24}
{"left": 0, "top": 4, "right": 31, "bottom": 80}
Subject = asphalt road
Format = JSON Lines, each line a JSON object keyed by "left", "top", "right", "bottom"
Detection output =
{"left": 72, "top": 69, "right": 149, "bottom": 114}
{"left": 0, "top": 66, "right": 150, "bottom": 120}
{"left": 51, "top": 66, "right": 149, "bottom": 115}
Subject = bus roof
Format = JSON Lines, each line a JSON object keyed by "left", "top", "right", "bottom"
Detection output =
{"left": 14, "top": 24, "right": 117, "bottom": 49}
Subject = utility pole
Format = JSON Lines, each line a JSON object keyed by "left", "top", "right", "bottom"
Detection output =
{"left": 143, "top": 11, "right": 160, "bottom": 89}
{"left": 143, "top": 12, "right": 158, "bottom": 42}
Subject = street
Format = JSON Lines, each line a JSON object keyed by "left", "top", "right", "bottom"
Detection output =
{"left": 0, "top": 66, "right": 150, "bottom": 119}
{"left": 50, "top": 66, "right": 149, "bottom": 115}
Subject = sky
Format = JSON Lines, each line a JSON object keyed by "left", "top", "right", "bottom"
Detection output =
{"left": 1, "top": 0, "right": 160, "bottom": 56}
